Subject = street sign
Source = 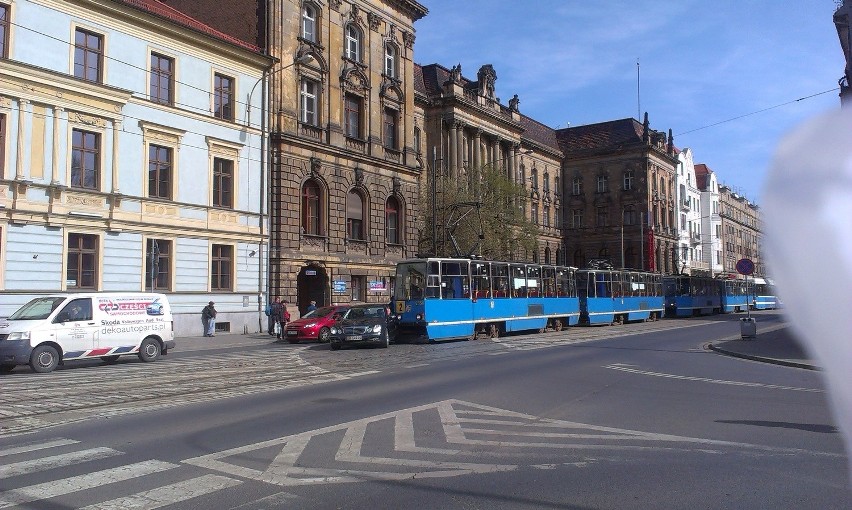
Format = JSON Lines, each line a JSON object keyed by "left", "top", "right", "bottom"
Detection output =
{"left": 736, "top": 258, "right": 754, "bottom": 276}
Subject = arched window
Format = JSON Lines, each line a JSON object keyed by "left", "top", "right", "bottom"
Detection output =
{"left": 599, "top": 247, "right": 609, "bottom": 258}
{"left": 530, "top": 168, "right": 538, "bottom": 189}
{"left": 345, "top": 25, "right": 362, "bottom": 62}
{"left": 544, "top": 247, "right": 551, "bottom": 265}
{"left": 302, "top": 179, "right": 322, "bottom": 235}
{"left": 555, "top": 248, "right": 562, "bottom": 265}
{"left": 384, "top": 43, "right": 397, "bottom": 78}
{"left": 302, "top": 3, "right": 317, "bottom": 42}
{"left": 346, "top": 189, "right": 365, "bottom": 240}
{"left": 573, "top": 249, "right": 584, "bottom": 268}
{"left": 386, "top": 196, "right": 401, "bottom": 244}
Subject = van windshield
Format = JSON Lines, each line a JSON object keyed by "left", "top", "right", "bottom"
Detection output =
{"left": 7, "top": 297, "right": 67, "bottom": 320}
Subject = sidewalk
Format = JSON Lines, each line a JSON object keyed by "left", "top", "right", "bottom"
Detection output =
{"left": 174, "top": 330, "right": 284, "bottom": 352}
{"left": 708, "top": 323, "right": 817, "bottom": 370}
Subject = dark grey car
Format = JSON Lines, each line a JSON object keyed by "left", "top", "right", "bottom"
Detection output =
{"left": 328, "top": 304, "right": 398, "bottom": 350}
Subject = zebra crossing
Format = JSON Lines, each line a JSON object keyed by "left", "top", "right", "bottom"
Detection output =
{"left": 0, "top": 438, "right": 242, "bottom": 509}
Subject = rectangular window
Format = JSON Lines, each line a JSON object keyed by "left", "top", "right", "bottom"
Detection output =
{"left": 383, "top": 108, "right": 397, "bottom": 149}
{"left": 145, "top": 239, "right": 171, "bottom": 291}
{"left": 344, "top": 94, "right": 361, "bottom": 139}
{"left": 623, "top": 170, "right": 634, "bottom": 190}
{"left": 71, "top": 129, "right": 100, "bottom": 190}
{"left": 211, "top": 244, "right": 232, "bottom": 291}
{"left": 213, "top": 73, "right": 234, "bottom": 121}
{"left": 531, "top": 203, "right": 539, "bottom": 225}
{"left": 67, "top": 233, "right": 98, "bottom": 289}
{"left": 571, "top": 209, "right": 583, "bottom": 229}
{"left": 150, "top": 53, "right": 174, "bottom": 105}
{"left": 572, "top": 178, "right": 581, "bottom": 195}
{"left": 0, "top": 3, "right": 9, "bottom": 59}
{"left": 212, "top": 157, "right": 233, "bottom": 208}
{"left": 300, "top": 78, "right": 317, "bottom": 125}
{"left": 596, "top": 175, "right": 608, "bottom": 193}
{"left": 543, "top": 205, "right": 550, "bottom": 228}
{"left": 351, "top": 275, "right": 366, "bottom": 302}
{"left": 148, "top": 144, "right": 172, "bottom": 199}
{"left": 74, "top": 28, "right": 103, "bottom": 82}
{"left": 596, "top": 206, "right": 608, "bottom": 227}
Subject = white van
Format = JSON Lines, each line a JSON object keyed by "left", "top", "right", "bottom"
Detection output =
{"left": 0, "top": 293, "right": 176, "bottom": 373}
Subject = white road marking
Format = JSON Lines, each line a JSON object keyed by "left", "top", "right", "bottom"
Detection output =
{"left": 0, "top": 438, "right": 79, "bottom": 457}
{"left": 603, "top": 364, "right": 823, "bottom": 392}
{"left": 79, "top": 474, "right": 240, "bottom": 510}
{"left": 0, "top": 460, "right": 177, "bottom": 508}
{"left": 1, "top": 447, "right": 121, "bottom": 478}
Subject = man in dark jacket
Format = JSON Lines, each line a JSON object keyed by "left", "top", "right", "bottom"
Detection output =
{"left": 270, "top": 298, "right": 284, "bottom": 339}
{"left": 202, "top": 301, "right": 217, "bottom": 337}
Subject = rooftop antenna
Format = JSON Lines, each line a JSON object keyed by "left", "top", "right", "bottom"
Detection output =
{"left": 636, "top": 58, "right": 641, "bottom": 120}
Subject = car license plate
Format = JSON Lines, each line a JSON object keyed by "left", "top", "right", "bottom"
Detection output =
{"left": 287, "top": 330, "right": 297, "bottom": 336}
{"left": 345, "top": 335, "right": 362, "bottom": 341}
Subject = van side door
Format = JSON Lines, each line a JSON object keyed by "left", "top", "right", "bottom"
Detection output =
{"left": 52, "top": 298, "right": 98, "bottom": 359}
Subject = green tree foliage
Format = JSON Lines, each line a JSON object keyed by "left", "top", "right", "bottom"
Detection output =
{"left": 417, "top": 164, "right": 538, "bottom": 260}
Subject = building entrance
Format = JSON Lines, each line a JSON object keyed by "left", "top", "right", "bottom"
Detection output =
{"left": 297, "top": 264, "right": 328, "bottom": 316}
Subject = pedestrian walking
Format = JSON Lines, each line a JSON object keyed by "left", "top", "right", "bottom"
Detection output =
{"left": 265, "top": 297, "right": 280, "bottom": 335}
{"left": 202, "top": 301, "right": 217, "bottom": 337}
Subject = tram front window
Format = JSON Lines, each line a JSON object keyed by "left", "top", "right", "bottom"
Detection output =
{"left": 395, "top": 262, "right": 426, "bottom": 300}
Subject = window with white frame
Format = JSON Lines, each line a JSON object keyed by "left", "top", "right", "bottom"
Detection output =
{"left": 571, "top": 209, "right": 583, "bottom": 228}
{"left": 596, "top": 174, "right": 608, "bottom": 193}
{"left": 345, "top": 25, "right": 361, "bottom": 62}
{"left": 623, "top": 170, "right": 634, "bottom": 190}
{"left": 300, "top": 78, "right": 318, "bottom": 125}
{"left": 301, "top": 3, "right": 317, "bottom": 42}
{"left": 572, "top": 177, "right": 582, "bottom": 195}
{"left": 384, "top": 43, "right": 397, "bottom": 78}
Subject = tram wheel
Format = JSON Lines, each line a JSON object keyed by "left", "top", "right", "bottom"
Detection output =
{"left": 489, "top": 324, "right": 500, "bottom": 339}
{"left": 555, "top": 319, "right": 563, "bottom": 332}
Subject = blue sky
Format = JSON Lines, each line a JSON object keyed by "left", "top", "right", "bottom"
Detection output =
{"left": 413, "top": 0, "right": 843, "bottom": 204}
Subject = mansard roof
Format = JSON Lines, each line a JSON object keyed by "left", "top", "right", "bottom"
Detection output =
{"left": 114, "top": 0, "right": 262, "bottom": 52}
{"left": 555, "top": 118, "right": 646, "bottom": 152}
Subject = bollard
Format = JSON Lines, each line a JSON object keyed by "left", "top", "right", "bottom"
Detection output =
{"left": 740, "top": 317, "right": 757, "bottom": 339}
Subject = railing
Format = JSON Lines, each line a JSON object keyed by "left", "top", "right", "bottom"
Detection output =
{"left": 345, "top": 137, "right": 367, "bottom": 153}
{"left": 299, "top": 123, "right": 323, "bottom": 141}
{"left": 383, "top": 147, "right": 401, "bottom": 163}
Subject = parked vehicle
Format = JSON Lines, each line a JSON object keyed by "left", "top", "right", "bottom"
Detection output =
{"left": 282, "top": 305, "right": 349, "bottom": 344}
{"left": 328, "top": 304, "right": 398, "bottom": 350}
{"left": 0, "top": 293, "right": 175, "bottom": 374}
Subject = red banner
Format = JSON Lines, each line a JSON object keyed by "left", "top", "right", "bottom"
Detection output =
{"left": 645, "top": 226, "right": 655, "bottom": 272}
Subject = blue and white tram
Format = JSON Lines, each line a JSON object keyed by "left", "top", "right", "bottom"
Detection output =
{"left": 720, "top": 278, "right": 754, "bottom": 313}
{"left": 393, "top": 258, "right": 580, "bottom": 342}
{"left": 576, "top": 269, "right": 664, "bottom": 325}
{"left": 663, "top": 276, "right": 722, "bottom": 317}
{"left": 752, "top": 278, "right": 779, "bottom": 310}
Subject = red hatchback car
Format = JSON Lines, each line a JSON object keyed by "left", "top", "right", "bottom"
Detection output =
{"left": 282, "top": 305, "right": 349, "bottom": 344}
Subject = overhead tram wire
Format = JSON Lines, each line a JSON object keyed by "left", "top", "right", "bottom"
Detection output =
{"left": 676, "top": 87, "right": 840, "bottom": 137}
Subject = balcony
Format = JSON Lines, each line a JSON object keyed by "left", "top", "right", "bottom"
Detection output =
{"left": 345, "top": 136, "right": 367, "bottom": 153}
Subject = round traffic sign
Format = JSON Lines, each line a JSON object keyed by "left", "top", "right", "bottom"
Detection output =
{"left": 736, "top": 258, "right": 754, "bottom": 276}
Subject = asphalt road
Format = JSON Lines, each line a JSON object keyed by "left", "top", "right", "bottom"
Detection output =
{"left": 1, "top": 311, "right": 848, "bottom": 509}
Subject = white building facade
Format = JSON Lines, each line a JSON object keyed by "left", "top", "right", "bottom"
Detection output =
{"left": 675, "top": 149, "right": 705, "bottom": 274}
{"left": 0, "top": 0, "right": 273, "bottom": 335}
{"left": 695, "top": 163, "right": 724, "bottom": 277}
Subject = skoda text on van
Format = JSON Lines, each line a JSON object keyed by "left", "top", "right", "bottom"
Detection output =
{"left": 0, "top": 293, "right": 176, "bottom": 373}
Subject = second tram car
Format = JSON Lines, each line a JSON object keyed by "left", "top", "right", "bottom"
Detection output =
{"left": 393, "top": 258, "right": 580, "bottom": 342}
{"left": 663, "top": 276, "right": 722, "bottom": 317}
{"left": 576, "top": 269, "right": 664, "bottom": 325}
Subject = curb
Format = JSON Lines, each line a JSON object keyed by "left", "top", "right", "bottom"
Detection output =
{"left": 706, "top": 343, "right": 818, "bottom": 371}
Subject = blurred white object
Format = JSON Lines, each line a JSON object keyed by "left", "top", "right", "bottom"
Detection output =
{"left": 764, "top": 109, "right": 852, "bottom": 476}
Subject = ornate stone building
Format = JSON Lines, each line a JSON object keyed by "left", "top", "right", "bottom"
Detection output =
{"left": 413, "top": 63, "right": 564, "bottom": 264}
{"left": 556, "top": 114, "right": 680, "bottom": 273}
{"left": 718, "top": 184, "right": 762, "bottom": 276}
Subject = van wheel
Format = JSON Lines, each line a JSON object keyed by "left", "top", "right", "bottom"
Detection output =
{"left": 30, "top": 345, "right": 60, "bottom": 373}
{"left": 0, "top": 364, "right": 15, "bottom": 374}
{"left": 138, "top": 337, "right": 161, "bottom": 362}
{"left": 100, "top": 355, "right": 120, "bottom": 364}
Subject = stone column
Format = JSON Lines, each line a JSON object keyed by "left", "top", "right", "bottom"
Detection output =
{"left": 449, "top": 120, "right": 458, "bottom": 179}
{"left": 492, "top": 137, "right": 500, "bottom": 171}
{"left": 457, "top": 122, "right": 466, "bottom": 177}
{"left": 51, "top": 106, "right": 64, "bottom": 185}
{"left": 111, "top": 119, "right": 122, "bottom": 193}
{"left": 509, "top": 143, "right": 518, "bottom": 183}
{"left": 472, "top": 129, "right": 482, "bottom": 173}
{"left": 16, "top": 99, "right": 30, "bottom": 180}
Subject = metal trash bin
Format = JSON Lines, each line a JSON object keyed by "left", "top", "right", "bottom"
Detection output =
{"left": 740, "top": 317, "right": 757, "bottom": 339}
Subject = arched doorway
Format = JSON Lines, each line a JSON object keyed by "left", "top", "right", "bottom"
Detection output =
{"left": 297, "top": 263, "right": 329, "bottom": 315}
